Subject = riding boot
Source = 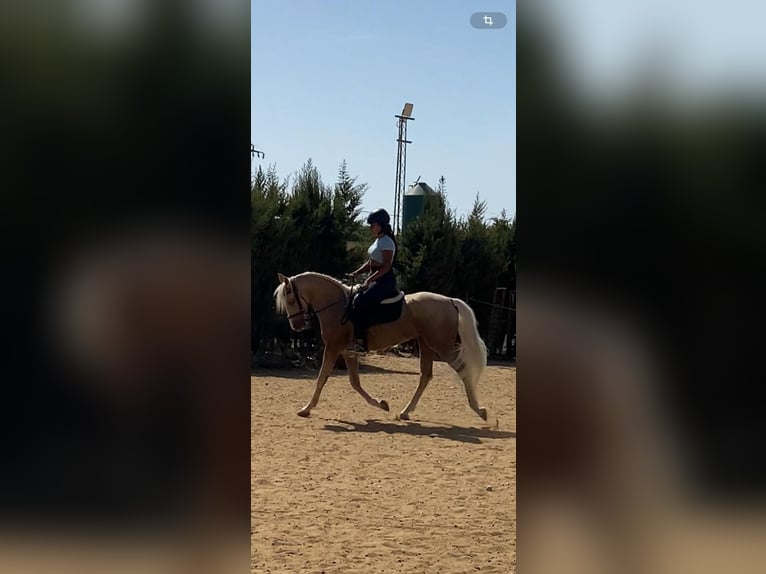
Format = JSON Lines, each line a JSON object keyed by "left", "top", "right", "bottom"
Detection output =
{"left": 348, "top": 324, "right": 367, "bottom": 354}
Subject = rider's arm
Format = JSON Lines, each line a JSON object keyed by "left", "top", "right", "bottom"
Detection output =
{"left": 352, "top": 260, "right": 371, "bottom": 276}
{"left": 366, "top": 250, "right": 393, "bottom": 284}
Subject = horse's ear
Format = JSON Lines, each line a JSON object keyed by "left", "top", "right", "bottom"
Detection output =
{"left": 277, "top": 272, "right": 288, "bottom": 284}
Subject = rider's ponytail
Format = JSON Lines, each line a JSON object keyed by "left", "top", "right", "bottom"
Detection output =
{"left": 381, "top": 222, "right": 398, "bottom": 269}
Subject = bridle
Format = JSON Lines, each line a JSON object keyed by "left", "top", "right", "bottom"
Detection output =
{"left": 284, "top": 278, "right": 311, "bottom": 322}
{"left": 284, "top": 276, "right": 348, "bottom": 327}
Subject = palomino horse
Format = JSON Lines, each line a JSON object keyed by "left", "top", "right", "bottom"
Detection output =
{"left": 273, "top": 271, "right": 489, "bottom": 421}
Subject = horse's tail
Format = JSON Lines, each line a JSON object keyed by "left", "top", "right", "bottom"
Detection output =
{"left": 450, "top": 298, "right": 488, "bottom": 395}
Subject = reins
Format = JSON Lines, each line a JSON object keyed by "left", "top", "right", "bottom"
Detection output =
{"left": 284, "top": 275, "right": 350, "bottom": 322}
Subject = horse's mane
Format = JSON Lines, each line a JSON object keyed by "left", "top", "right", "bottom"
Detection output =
{"left": 273, "top": 282, "right": 288, "bottom": 313}
{"left": 273, "top": 272, "right": 350, "bottom": 313}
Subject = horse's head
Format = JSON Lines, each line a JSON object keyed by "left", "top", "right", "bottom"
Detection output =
{"left": 274, "top": 273, "right": 309, "bottom": 331}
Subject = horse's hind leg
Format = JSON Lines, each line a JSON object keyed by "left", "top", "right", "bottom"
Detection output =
{"left": 345, "top": 351, "right": 389, "bottom": 412}
{"left": 463, "top": 383, "right": 488, "bottom": 421}
{"left": 444, "top": 348, "right": 488, "bottom": 421}
{"left": 457, "top": 364, "right": 488, "bottom": 420}
{"left": 399, "top": 339, "right": 433, "bottom": 420}
{"left": 297, "top": 346, "right": 338, "bottom": 417}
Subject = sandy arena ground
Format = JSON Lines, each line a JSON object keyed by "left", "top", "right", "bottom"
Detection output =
{"left": 251, "top": 354, "right": 516, "bottom": 574}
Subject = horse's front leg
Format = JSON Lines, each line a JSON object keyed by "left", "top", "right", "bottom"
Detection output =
{"left": 297, "top": 346, "right": 338, "bottom": 417}
{"left": 345, "top": 351, "right": 389, "bottom": 412}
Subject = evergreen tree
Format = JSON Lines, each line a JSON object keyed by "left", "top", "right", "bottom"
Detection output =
{"left": 489, "top": 210, "right": 516, "bottom": 290}
{"left": 450, "top": 193, "right": 506, "bottom": 335}
{"left": 333, "top": 160, "right": 366, "bottom": 222}
{"left": 437, "top": 175, "right": 447, "bottom": 195}
{"left": 398, "top": 189, "right": 461, "bottom": 296}
{"left": 251, "top": 164, "right": 290, "bottom": 354}
{"left": 333, "top": 160, "right": 369, "bottom": 269}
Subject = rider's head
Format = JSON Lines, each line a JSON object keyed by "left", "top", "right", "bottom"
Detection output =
{"left": 367, "top": 208, "right": 391, "bottom": 236}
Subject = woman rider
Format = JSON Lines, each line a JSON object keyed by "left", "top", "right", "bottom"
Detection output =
{"left": 348, "top": 208, "right": 399, "bottom": 351}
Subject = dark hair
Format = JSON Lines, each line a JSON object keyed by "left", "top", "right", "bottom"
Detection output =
{"left": 380, "top": 222, "right": 398, "bottom": 269}
{"left": 367, "top": 208, "right": 391, "bottom": 226}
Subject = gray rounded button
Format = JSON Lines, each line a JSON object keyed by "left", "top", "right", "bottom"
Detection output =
{"left": 470, "top": 12, "right": 508, "bottom": 29}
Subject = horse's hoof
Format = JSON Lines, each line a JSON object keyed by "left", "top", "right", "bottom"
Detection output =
{"left": 297, "top": 409, "right": 310, "bottom": 418}
{"left": 478, "top": 407, "right": 488, "bottom": 421}
{"left": 398, "top": 412, "right": 410, "bottom": 421}
{"left": 379, "top": 400, "right": 390, "bottom": 412}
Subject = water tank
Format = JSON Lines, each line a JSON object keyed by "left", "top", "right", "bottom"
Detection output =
{"left": 402, "top": 182, "right": 434, "bottom": 230}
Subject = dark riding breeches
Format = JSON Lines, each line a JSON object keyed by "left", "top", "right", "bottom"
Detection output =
{"left": 351, "top": 271, "right": 398, "bottom": 338}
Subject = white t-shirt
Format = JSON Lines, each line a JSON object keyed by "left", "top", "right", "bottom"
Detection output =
{"left": 367, "top": 235, "right": 396, "bottom": 264}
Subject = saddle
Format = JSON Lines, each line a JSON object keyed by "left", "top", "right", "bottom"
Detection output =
{"left": 370, "top": 290, "right": 406, "bottom": 325}
{"left": 342, "top": 288, "right": 406, "bottom": 329}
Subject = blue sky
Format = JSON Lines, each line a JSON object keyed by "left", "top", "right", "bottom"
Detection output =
{"left": 251, "top": 0, "right": 516, "bottom": 223}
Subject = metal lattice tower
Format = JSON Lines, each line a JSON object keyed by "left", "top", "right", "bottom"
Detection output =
{"left": 393, "top": 103, "right": 414, "bottom": 235}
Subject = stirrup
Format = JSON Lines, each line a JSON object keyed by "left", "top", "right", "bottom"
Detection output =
{"left": 346, "top": 338, "right": 367, "bottom": 354}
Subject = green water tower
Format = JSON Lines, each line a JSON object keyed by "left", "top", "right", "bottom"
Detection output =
{"left": 402, "top": 181, "right": 434, "bottom": 231}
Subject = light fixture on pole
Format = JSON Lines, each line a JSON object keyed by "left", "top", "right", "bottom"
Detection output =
{"left": 250, "top": 144, "right": 265, "bottom": 183}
